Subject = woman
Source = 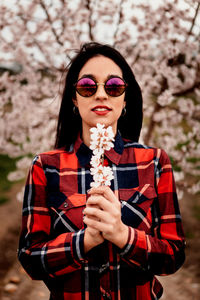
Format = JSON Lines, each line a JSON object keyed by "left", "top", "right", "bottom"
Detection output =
{"left": 18, "top": 42, "right": 185, "bottom": 300}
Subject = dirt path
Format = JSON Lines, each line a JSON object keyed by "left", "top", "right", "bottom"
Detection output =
{"left": 159, "top": 270, "right": 200, "bottom": 300}
{"left": 1, "top": 261, "right": 200, "bottom": 300}
{"left": 0, "top": 184, "right": 199, "bottom": 300}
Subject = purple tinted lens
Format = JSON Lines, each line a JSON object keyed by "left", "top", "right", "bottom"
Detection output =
{"left": 76, "top": 78, "right": 96, "bottom": 97}
{"left": 106, "top": 77, "right": 126, "bottom": 96}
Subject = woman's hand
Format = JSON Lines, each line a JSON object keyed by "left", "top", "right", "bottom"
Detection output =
{"left": 83, "top": 186, "right": 129, "bottom": 249}
{"left": 83, "top": 198, "right": 104, "bottom": 253}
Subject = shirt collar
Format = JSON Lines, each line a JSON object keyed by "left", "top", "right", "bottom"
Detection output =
{"left": 74, "top": 131, "right": 124, "bottom": 167}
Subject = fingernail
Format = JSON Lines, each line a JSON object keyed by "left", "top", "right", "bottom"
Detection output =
{"left": 87, "top": 189, "right": 91, "bottom": 194}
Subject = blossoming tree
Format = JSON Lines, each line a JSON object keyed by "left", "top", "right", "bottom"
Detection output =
{"left": 0, "top": 0, "right": 199, "bottom": 197}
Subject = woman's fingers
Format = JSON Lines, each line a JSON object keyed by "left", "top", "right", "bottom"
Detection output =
{"left": 84, "top": 214, "right": 113, "bottom": 234}
{"left": 88, "top": 186, "right": 117, "bottom": 204}
{"left": 84, "top": 206, "right": 110, "bottom": 223}
{"left": 86, "top": 194, "right": 113, "bottom": 211}
{"left": 87, "top": 193, "right": 121, "bottom": 214}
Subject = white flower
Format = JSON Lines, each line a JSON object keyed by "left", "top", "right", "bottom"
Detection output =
{"left": 90, "top": 123, "right": 105, "bottom": 132}
{"left": 90, "top": 154, "right": 101, "bottom": 168}
{"left": 92, "top": 165, "right": 105, "bottom": 183}
{"left": 89, "top": 123, "right": 115, "bottom": 187}
{"left": 101, "top": 136, "right": 114, "bottom": 151}
{"left": 90, "top": 181, "right": 101, "bottom": 188}
{"left": 90, "top": 124, "right": 105, "bottom": 146}
{"left": 101, "top": 166, "right": 114, "bottom": 186}
{"left": 89, "top": 123, "right": 114, "bottom": 154}
{"left": 90, "top": 165, "right": 114, "bottom": 187}
{"left": 90, "top": 143, "right": 104, "bottom": 156}
{"left": 90, "top": 166, "right": 100, "bottom": 176}
{"left": 157, "top": 90, "right": 174, "bottom": 107}
{"left": 105, "top": 126, "right": 115, "bottom": 141}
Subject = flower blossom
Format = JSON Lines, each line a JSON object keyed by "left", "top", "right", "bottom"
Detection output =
{"left": 90, "top": 123, "right": 114, "bottom": 155}
{"left": 89, "top": 123, "right": 114, "bottom": 187}
{"left": 157, "top": 90, "right": 174, "bottom": 107}
{"left": 90, "top": 165, "right": 114, "bottom": 187}
{"left": 90, "top": 154, "right": 101, "bottom": 168}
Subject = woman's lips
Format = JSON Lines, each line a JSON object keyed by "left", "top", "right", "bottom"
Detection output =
{"left": 92, "top": 106, "right": 112, "bottom": 115}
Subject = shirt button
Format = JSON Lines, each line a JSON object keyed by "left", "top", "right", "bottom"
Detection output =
{"left": 63, "top": 202, "right": 68, "bottom": 208}
{"left": 103, "top": 294, "right": 111, "bottom": 299}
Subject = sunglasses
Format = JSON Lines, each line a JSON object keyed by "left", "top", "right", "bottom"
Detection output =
{"left": 74, "top": 76, "right": 128, "bottom": 97}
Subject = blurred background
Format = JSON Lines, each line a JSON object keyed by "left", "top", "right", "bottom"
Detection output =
{"left": 0, "top": 0, "right": 199, "bottom": 299}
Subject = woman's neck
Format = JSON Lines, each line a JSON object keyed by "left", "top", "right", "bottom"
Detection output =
{"left": 82, "top": 129, "right": 91, "bottom": 148}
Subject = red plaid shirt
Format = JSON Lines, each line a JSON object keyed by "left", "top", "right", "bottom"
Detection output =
{"left": 18, "top": 133, "right": 185, "bottom": 300}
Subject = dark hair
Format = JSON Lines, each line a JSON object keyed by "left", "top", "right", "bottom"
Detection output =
{"left": 55, "top": 42, "right": 143, "bottom": 149}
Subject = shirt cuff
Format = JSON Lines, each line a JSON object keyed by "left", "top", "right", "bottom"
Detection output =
{"left": 71, "top": 229, "right": 87, "bottom": 265}
{"left": 118, "top": 226, "right": 136, "bottom": 256}
{"left": 117, "top": 227, "right": 148, "bottom": 270}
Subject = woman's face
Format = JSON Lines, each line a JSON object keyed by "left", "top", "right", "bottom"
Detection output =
{"left": 73, "top": 55, "right": 126, "bottom": 137}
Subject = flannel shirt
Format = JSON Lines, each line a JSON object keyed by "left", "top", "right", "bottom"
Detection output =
{"left": 18, "top": 132, "right": 185, "bottom": 300}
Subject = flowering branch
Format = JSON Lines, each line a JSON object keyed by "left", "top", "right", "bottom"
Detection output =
{"left": 89, "top": 123, "right": 114, "bottom": 188}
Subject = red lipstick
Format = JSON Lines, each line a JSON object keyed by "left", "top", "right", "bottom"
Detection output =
{"left": 92, "top": 105, "right": 112, "bottom": 115}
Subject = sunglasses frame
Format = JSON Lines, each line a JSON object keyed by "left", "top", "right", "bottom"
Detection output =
{"left": 74, "top": 76, "right": 128, "bottom": 97}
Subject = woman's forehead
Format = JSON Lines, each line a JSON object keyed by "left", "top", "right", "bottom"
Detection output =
{"left": 78, "top": 55, "right": 123, "bottom": 79}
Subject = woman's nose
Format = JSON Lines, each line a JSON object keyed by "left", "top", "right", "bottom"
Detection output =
{"left": 95, "top": 84, "right": 108, "bottom": 100}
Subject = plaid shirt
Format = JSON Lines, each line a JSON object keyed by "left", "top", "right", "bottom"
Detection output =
{"left": 18, "top": 132, "right": 185, "bottom": 300}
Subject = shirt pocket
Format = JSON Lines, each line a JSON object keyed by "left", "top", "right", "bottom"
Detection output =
{"left": 119, "top": 184, "right": 157, "bottom": 231}
{"left": 48, "top": 191, "right": 86, "bottom": 233}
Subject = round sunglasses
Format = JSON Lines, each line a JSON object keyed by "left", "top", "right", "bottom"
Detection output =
{"left": 74, "top": 76, "right": 128, "bottom": 97}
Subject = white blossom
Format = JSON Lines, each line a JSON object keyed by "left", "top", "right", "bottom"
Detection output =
{"left": 16, "top": 187, "right": 25, "bottom": 202}
{"left": 157, "top": 90, "right": 174, "bottom": 107}
{"left": 89, "top": 123, "right": 114, "bottom": 156}
{"left": 89, "top": 123, "right": 114, "bottom": 187}
{"left": 174, "top": 171, "right": 184, "bottom": 182}
{"left": 90, "top": 181, "right": 101, "bottom": 188}
{"left": 16, "top": 157, "right": 32, "bottom": 169}
{"left": 90, "top": 154, "right": 101, "bottom": 168}
{"left": 188, "top": 182, "right": 200, "bottom": 195}
{"left": 7, "top": 170, "right": 25, "bottom": 182}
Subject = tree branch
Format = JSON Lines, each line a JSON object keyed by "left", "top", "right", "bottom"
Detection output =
{"left": 172, "top": 81, "right": 200, "bottom": 97}
{"left": 38, "top": 0, "right": 63, "bottom": 46}
{"left": 113, "top": 0, "right": 124, "bottom": 46}
{"left": 185, "top": 2, "right": 200, "bottom": 42}
{"left": 173, "top": 59, "right": 200, "bottom": 96}
{"left": 85, "top": 0, "right": 94, "bottom": 41}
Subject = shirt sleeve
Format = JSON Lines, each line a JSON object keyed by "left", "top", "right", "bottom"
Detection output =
{"left": 18, "top": 155, "right": 87, "bottom": 280}
{"left": 118, "top": 149, "right": 185, "bottom": 275}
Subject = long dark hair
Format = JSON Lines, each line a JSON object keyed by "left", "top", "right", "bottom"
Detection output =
{"left": 55, "top": 42, "right": 143, "bottom": 150}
